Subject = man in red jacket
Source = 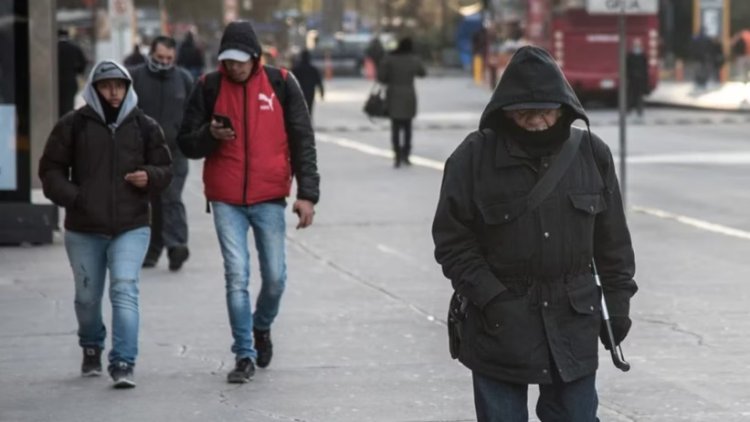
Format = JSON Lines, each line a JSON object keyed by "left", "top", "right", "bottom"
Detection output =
{"left": 178, "top": 21, "right": 319, "bottom": 384}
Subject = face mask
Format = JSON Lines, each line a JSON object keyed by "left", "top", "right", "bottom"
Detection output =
{"left": 632, "top": 46, "right": 643, "bottom": 54}
{"left": 147, "top": 55, "right": 174, "bottom": 75}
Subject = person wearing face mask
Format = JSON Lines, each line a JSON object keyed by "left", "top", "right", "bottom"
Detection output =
{"left": 432, "top": 46, "right": 637, "bottom": 421}
{"left": 39, "top": 60, "right": 172, "bottom": 388}
{"left": 626, "top": 38, "right": 649, "bottom": 118}
{"left": 130, "top": 36, "right": 195, "bottom": 271}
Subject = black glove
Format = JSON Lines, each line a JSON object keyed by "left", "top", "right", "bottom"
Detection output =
{"left": 600, "top": 316, "right": 631, "bottom": 350}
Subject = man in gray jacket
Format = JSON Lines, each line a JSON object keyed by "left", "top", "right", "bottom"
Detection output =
{"left": 130, "top": 35, "right": 194, "bottom": 270}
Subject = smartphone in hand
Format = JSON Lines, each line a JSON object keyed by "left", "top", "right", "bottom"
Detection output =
{"left": 212, "top": 114, "right": 234, "bottom": 131}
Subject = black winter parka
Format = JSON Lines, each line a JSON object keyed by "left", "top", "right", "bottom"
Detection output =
{"left": 39, "top": 106, "right": 172, "bottom": 236}
{"left": 432, "top": 46, "right": 637, "bottom": 384}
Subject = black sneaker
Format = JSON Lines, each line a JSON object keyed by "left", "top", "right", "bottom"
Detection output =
{"left": 227, "top": 357, "right": 255, "bottom": 383}
{"left": 81, "top": 346, "right": 102, "bottom": 377}
{"left": 109, "top": 362, "right": 136, "bottom": 389}
{"left": 168, "top": 246, "right": 190, "bottom": 271}
{"left": 254, "top": 328, "right": 273, "bottom": 368}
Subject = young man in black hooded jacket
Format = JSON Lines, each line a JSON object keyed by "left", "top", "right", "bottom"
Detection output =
{"left": 432, "top": 46, "right": 637, "bottom": 421}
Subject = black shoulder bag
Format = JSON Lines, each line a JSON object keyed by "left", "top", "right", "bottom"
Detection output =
{"left": 448, "top": 127, "right": 585, "bottom": 359}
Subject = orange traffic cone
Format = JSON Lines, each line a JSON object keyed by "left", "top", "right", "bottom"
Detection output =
{"left": 364, "top": 57, "right": 375, "bottom": 80}
{"left": 324, "top": 52, "right": 333, "bottom": 80}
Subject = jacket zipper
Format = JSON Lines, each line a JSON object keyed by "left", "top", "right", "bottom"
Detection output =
{"left": 110, "top": 126, "right": 117, "bottom": 235}
{"left": 242, "top": 82, "right": 249, "bottom": 204}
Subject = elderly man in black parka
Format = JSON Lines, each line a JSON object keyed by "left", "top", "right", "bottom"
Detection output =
{"left": 432, "top": 46, "right": 637, "bottom": 422}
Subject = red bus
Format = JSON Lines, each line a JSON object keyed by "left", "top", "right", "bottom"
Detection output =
{"left": 529, "top": 0, "right": 659, "bottom": 102}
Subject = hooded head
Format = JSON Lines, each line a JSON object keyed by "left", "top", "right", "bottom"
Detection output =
{"left": 394, "top": 37, "right": 414, "bottom": 54}
{"left": 82, "top": 60, "right": 138, "bottom": 128}
{"left": 218, "top": 21, "right": 262, "bottom": 83}
{"left": 479, "top": 46, "right": 588, "bottom": 156}
{"left": 299, "top": 49, "right": 311, "bottom": 64}
{"left": 479, "top": 46, "right": 587, "bottom": 131}
{"left": 218, "top": 20, "right": 262, "bottom": 64}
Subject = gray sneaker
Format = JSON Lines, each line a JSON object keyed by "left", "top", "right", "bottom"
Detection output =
{"left": 227, "top": 357, "right": 255, "bottom": 383}
{"left": 109, "top": 362, "right": 136, "bottom": 389}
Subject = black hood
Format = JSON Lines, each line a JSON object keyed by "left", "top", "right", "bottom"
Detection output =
{"left": 479, "top": 46, "right": 587, "bottom": 130}
{"left": 219, "top": 20, "right": 262, "bottom": 60}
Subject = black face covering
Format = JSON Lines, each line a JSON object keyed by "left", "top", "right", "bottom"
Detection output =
{"left": 95, "top": 89, "right": 122, "bottom": 125}
{"left": 504, "top": 111, "right": 572, "bottom": 158}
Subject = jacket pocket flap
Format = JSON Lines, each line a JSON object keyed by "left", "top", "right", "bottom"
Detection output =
{"left": 478, "top": 200, "right": 525, "bottom": 225}
{"left": 567, "top": 280, "right": 600, "bottom": 315}
{"left": 569, "top": 193, "right": 607, "bottom": 215}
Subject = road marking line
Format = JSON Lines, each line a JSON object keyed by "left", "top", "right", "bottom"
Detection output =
{"left": 317, "top": 133, "right": 445, "bottom": 170}
{"left": 632, "top": 206, "right": 750, "bottom": 240}
{"left": 622, "top": 151, "right": 750, "bottom": 165}
{"left": 318, "top": 133, "right": 750, "bottom": 240}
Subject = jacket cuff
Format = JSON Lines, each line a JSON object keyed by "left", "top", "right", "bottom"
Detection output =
{"left": 603, "top": 290, "right": 631, "bottom": 317}
{"left": 296, "top": 192, "right": 319, "bottom": 204}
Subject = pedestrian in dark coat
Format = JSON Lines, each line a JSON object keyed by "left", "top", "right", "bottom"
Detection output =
{"left": 57, "top": 29, "right": 87, "bottom": 117}
{"left": 130, "top": 35, "right": 194, "bottom": 270}
{"left": 365, "top": 35, "right": 385, "bottom": 75}
{"left": 291, "top": 50, "right": 324, "bottom": 116}
{"left": 39, "top": 60, "right": 172, "bottom": 388}
{"left": 177, "top": 31, "right": 206, "bottom": 80}
{"left": 432, "top": 46, "right": 637, "bottom": 421}
{"left": 123, "top": 43, "right": 146, "bottom": 67}
{"left": 377, "top": 37, "right": 426, "bottom": 167}
{"left": 626, "top": 38, "right": 649, "bottom": 117}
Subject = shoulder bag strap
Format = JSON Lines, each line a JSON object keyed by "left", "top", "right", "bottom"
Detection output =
{"left": 523, "top": 127, "right": 584, "bottom": 214}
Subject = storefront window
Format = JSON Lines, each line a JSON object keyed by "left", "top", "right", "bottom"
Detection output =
{"left": 0, "top": 0, "right": 29, "bottom": 201}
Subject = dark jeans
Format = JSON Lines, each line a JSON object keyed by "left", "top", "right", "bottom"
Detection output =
{"left": 390, "top": 118, "right": 412, "bottom": 162}
{"left": 473, "top": 369, "right": 599, "bottom": 422}
{"left": 146, "top": 152, "right": 189, "bottom": 259}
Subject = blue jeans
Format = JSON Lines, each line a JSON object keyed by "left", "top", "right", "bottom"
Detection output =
{"left": 64, "top": 227, "right": 150, "bottom": 367}
{"left": 212, "top": 202, "right": 287, "bottom": 360}
{"left": 473, "top": 369, "right": 599, "bottom": 422}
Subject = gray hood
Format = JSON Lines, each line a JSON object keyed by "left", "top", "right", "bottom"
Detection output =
{"left": 82, "top": 60, "right": 139, "bottom": 129}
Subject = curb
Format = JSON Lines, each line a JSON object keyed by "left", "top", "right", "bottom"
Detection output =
{"left": 315, "top": 115, "right": 750, "bottom": 134}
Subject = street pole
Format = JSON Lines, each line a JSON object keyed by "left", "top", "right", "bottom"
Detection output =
{"left": 618, "top": 5, "right": 627, "bottom": 206}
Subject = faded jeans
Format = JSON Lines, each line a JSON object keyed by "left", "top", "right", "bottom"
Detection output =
{"left": 64, "top": 227, "right": 150, "bottom": 366}
{"left": 211, "top": 201, "right": 287, "bottom": 360}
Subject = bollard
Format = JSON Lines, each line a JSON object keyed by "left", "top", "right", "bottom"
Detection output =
{"left": 675, "top": 59, "right": 684, "bottom": 81}
{"left": 473, "top": 55, "right": 484, "bottom": 85}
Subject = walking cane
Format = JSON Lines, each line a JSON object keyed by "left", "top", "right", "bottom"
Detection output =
{"left": 592, "top": 260, "right": 631, "bottom": 372}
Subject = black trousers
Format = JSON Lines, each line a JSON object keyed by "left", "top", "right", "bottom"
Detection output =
{"left": 146, "top": 153, "right": 189, "bottom": 260}
{"left": 390, "top": 118, "right": 412, "bottom": 161}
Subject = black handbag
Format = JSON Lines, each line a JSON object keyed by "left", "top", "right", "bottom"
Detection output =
{"left": 363, "top": 84, "right": 388, "bottom": 118}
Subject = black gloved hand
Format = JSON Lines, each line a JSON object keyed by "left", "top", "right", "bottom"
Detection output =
{"left": 599, "top": 316, "right": 631, "bottom": 350}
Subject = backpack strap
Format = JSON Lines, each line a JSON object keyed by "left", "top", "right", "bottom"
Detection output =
{"left": 201, "top": 71, "right": 222, "bottom": 116}
{"left": 133, "top": 111, "right": 152, "bottom": 148}
{"left": 263, "top": 65, "right": 288, "bottom": 106}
